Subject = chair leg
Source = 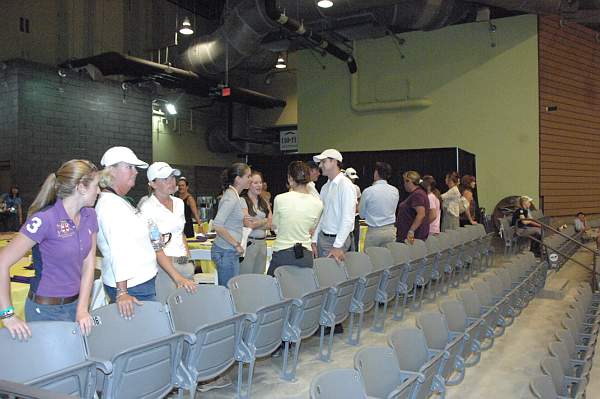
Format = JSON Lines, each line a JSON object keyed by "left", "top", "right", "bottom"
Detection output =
{"left": 281, "top": 340, "right": 301, "bottom": 381}
{"left": 318, "top": 325, "right": 334, "bottom": 362}
{"left": 371, "top": 300, "right": 386, "bottom": 332}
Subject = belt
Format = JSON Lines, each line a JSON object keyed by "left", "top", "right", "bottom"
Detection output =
{"left": 172, "top": 256, "right": 190, "bottom": 265}
{"left": 28, "top": 291, "right": 79, "bottom": 305}
{"left": 248, "top": 236, "right": 265, "bottom": 240}
{"left": 321, "top": 232, "right": 337, "bottom": 237}
{"left": 367, "top": 223, "right": 395, "bottom": 229}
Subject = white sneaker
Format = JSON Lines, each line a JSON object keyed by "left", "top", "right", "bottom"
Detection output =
{"left": 197, "top": 375, "right": 232, "bottom": 392}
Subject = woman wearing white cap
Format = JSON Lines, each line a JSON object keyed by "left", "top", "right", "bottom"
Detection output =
{"left": 96, "top": 147, "right": 196, "bottom": 318}
{"left": 139, "top": 162, "right": 195, "bottom": 302}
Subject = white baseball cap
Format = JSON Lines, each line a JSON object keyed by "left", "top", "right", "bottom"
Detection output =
{"left": 147, "top": 162, "right": 181, "bottom": 181}
{"left": 313, "top": 148, "right": 343, "bottom": 163}
{"left": 100, "top": 146, "right": 149, "bottom": 168}
{"left": 345, "top": 167, "right": 359, "bottom": 180}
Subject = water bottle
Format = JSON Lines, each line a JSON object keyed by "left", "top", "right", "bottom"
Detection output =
{"left": 149, "top": 220, "right": 162, "bottom": 251}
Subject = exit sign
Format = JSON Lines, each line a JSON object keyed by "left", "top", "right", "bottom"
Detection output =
{"left": 280, "top": 130, "right": 298, "bottom": 151}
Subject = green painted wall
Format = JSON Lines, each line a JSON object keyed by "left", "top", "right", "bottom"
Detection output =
{"left": 297, "top": 14, "right": 539, "bottom": 212}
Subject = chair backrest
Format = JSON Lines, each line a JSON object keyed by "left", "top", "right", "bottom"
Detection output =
{"left": 88, "top": 302, "right": 174, "bottom": 357}
{"left": 0, "top": 321, "right": 94, "bottom": 398}
{"left": 425, "top": 234, "right": 441, "bottom": 256}
{"left": 354, "top": 346, "right": 406, "bottom": 399}
{"left": 388, "top": 328, "right": 430, "bottom": 372}
{"left": 88, "top": 302, "right": 183, "bottom": 399}
{"left": 366, "top": 246, "right": 396, "bottom": 271}
{"left": 471, "top": 280, "right": 494, "bottom": 307}
{"left": 482, "top": 274, "right": 505, "bottom": 298}
{"left": 457, "top": 289, "right": 482, "bottom": 319}
{"left": 406, "top": 240, "right": 428, "bottom": 262}
{"left": 310, "top": 368, "right": 368, "bottom": 399}
{"left": 313, "top": 257, "right": 349, "bottom": 287}
{"left": 416, "top": 312, "right": 449, "bottom": 351}
{"left": 228, "top": 274, "right": 283, "bottom": 313}
{"left": 530, "top": 375, "right": 559, "bottom": 399}
{"left": 540, "top": 357, "right": 564, "bottom": 395}
{"left": 554, "top": 329, "right": 577, "bottom": 359}
{"left": 274, "top": 266, "right": 329, "bottom": 338}
{"left": 274, "top": 266, "right": 319, "bottom": 298}
{"left": 548, "top": 341, "right": 571, "bottom": 376}
{"left": 344, "top": 252, "right": 375, "bottom": 278}
{"left": 385, "top": 242, "right": 412, "bottom": 266}
{"left": 167, "top": 285, "right": 235, "bottom": 332}
{"left": 439, "top": 300, "right": 468, "bottom": 333}
{"left": 167, "top": 286, "right": 248, "bottom": 383}
{"left": 561, "top": 317, "right": 581, "bottom": 338}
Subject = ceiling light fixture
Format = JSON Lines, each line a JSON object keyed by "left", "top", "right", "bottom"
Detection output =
{"left": 179, "top": 17, "right": 194, "bottom": 35}
{"left": 165, "top": 103, "right": 177, "bottom": 115}
{"left": 317, "top": 0, "right": 334, "bottom": 8}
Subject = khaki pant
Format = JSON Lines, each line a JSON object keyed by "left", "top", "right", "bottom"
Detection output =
{"left": 364, "top": 224, "right": 396, "bottom": 250}
{"left": 240, "top": 239, "right": 267, "bottom": 274}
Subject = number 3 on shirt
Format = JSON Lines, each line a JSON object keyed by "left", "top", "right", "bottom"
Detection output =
{"left": 26, "top": 217, "right": 42, "bottom": 234}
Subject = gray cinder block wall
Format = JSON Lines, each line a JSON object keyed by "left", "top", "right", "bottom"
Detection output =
{"left": 0, "top": 59, "right": 153, "bottom": 207}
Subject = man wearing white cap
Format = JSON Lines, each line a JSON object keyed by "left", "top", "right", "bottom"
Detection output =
{"left": 311, "top": 149, "right": 356, "bottom": 262}
{"left": 344, "top": 167, "right": 361, "bottom": 251}
{"left": 96, "top": 147, "right": 196, "bottom": 319}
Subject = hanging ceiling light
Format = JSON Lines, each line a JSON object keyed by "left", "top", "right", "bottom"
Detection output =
{"left": 179, "top": 17, "right": 194, "bottom": 35}
{"left": 275, "top": 54, "right": 287, "bottom": 69}
{"left": 317, "top": 0, "right": 334, "bottom": 8}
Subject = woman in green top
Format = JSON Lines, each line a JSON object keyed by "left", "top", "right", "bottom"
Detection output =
{"left": 267, "top": 161, "right": 323, "bottom": 275}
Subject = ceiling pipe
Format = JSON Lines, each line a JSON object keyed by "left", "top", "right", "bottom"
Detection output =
{"left": 264, "top": 0, "right": 358, "bottom": 73}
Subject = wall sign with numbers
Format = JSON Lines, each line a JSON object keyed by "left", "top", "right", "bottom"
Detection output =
{"left": 279, "top": 130, "right": 298, "bottom": 152}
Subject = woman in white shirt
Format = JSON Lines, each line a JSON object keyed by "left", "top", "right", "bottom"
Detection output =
{"left": 441, "top": 171, "right": 461, "bottom": 232}
{"left": 96, "top": 147, "right": 195, "bottom": 319}
{"left": 240, "top": 171, "right": 272, "bottom": 275}
{"left": 267, "top": 161, "right": 323, "bottom": 275}
{"left": 139, "top": 162, "right": 195, "bottom": 302}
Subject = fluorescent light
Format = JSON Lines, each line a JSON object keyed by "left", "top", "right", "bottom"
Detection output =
{"left": 317, "top": 0, "right": 333, "bottom": 8}
{"left": 179, "top": 17, "right": 194, "bottom": 35}
{"left": 165, "top": 103, "right": 177, "bottom": 115}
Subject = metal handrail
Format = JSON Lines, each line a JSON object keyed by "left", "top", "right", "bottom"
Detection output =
{"left": 523, "top": 218, "right": 598, "bottom": 290}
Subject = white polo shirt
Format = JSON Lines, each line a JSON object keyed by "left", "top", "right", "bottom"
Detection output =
{"left": 139, "top": 194, "right": 187, "bottom": 257}
{"left": 96, "top": 191, "right": 158, "bottom": 288}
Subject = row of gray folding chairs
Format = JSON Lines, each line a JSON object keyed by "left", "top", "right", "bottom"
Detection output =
{"left": 311, "top": 253, "right": 548, "bottom": 399}
{"left": 530, "top": 282, "right": 598, "bottom": 399}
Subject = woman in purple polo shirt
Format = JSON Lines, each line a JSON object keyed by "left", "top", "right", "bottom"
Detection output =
{"left": 0, "top": 159, "right": 100, "bottom": 340}
{"left": 395, "top": 170, "right": 430, "bottom": 243}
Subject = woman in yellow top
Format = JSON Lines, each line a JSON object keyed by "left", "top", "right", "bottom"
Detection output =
{"left": 267, "top": 161, "right": 323, "bottom": 275}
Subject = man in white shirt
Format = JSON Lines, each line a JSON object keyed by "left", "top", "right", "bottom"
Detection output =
{"left": 306, "top": 161, "right": 321, "bottom": 199}
{"left": 359, "top": 162, "right": 399, "bottom": 249}
{"left": 311, "top": 149, "right": 356, "bottom": 262}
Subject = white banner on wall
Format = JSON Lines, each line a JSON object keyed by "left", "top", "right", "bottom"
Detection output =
{"left": 279, "top": 129, "right": 298, "bottom": 151}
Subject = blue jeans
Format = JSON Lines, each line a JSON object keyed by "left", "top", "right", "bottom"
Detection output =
{"left": 25, "top": 297, "right": 79, "bottom": 322}
{"left": 211, "top": 244, "right": 240, "bottom": 287}
{"left": 104, "top": 276, "right": 157, "bottom": 303}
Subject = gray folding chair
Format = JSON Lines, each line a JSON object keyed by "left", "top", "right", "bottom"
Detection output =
{"left": 354, "top": 346, "right": 424, "bottom": 399}
{"left": 457, "top": 289, "right": 495, "bottom": 350}
{"left": 548, "top": 341, "right": 589, "bottom": 381}
{"left": 274, "top": 266, "right": 335, "bottom": 362}
{"left": 540, "top": 356, "right": 585, "bottom": 398}
{"left": 309, "top": 368, "right": 369, "bottom": 399}
{"left": 228, "top": 274, "right": 302, "bottom": 384}
{"left": 400, "top": 240, "right": 432, "bottom": 309}
{"left": 482, "top": 273, "right": 516, "bottom": 326}
{"left": 471, "top": 279, "right": 506, "bottom": 337}
{"left": 368, "top": 246, "right": 410, "bottom": 320}
{"left": 561, "top": 317, "right": 596, "bottom": 350}
{"left": 530, "top": 375, "right": 570, "bottom": 399}
{"left": 388, "top": 328, "right": 447, "bottom": 399}
{"left": 0, "top": 321, "right": 106, "bottom": 399}
{"left": 87, "top": 302, "right": 189, "bottom": 399}
{"left": 313, "top": 257, "right": 362, "bottom": 349}
{"left": 416, "top": 312, "right": 466, "bottom": 385}
{"left": 345, "top": 252, "right": 388, "bottom": 332}
{"left": 166, "top": 285, "right": 255, "bottom": 398}
{"left": 555, "top": 329, "right": 594, "bottom": 366}
{"left": 439, "top": 299, "right": 482, "bottom": 366}
{"left": 386, "top": 242, "right": 420, "bottom": 311}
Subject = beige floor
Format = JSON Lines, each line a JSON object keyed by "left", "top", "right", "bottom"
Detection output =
{"left": 193, "top": 248, "right": 597, "bottom": 399}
